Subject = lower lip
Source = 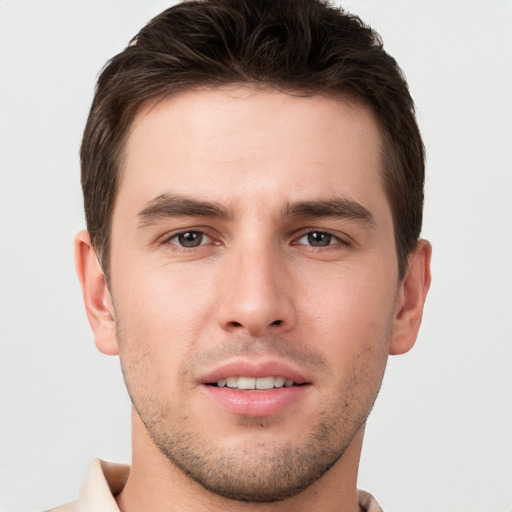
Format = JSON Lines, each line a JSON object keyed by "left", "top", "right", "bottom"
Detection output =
{"left": 201, "top": 384, "right": 310, "bottom": 417}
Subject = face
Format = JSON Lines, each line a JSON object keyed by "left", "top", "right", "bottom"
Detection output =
{"left": 106, "top": 87, "right": 403, "bottom": 501}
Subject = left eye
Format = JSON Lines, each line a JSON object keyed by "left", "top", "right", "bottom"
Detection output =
{"left": 296, "top": 231, "right": 339, "bottom": 247}
{"left": 168, "top": 231, "right": 212, "bottom": 248}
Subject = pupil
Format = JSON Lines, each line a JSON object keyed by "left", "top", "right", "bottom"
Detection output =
{"left": 179, "top": 232, "right": 202, "bottom": 247}
{"left": 308, "top": 232, "right": 331, "bottom": 246}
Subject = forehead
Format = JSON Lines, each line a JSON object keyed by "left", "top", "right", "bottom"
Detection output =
{"left": 118, "top": 86, "right": 388, "bottom": 221}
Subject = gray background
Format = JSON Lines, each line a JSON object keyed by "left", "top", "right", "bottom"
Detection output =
{"left": 1, "top": 1, "right": 511, "bottom": 511}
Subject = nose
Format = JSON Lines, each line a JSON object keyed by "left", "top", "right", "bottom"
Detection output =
{"left": 216, "top": 243, "right": 296, "bottom": 337}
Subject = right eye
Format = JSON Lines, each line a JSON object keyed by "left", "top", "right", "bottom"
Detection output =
{"left": 167, "top": 231, "right": 212, "bottom": 248}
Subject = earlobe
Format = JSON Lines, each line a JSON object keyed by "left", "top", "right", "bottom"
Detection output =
{"left": 74, "top": 230, "right": 119, "bottom": 356}
{"left": 389, "top": 239, "right": 432, "bottom": 356}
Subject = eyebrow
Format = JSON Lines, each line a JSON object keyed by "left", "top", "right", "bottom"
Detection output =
{"left": 137, "top": 193, "right": 230, "bottom": 227}
{"left": 137, "top": 193, "right": 375, "bottom": 228}
{"left": 283, "top": 198, "right": 375, "bottom": 226}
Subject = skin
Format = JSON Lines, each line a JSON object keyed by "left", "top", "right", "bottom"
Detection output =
{"left": 76, "top": 87, "right": 431, "bottom": 512}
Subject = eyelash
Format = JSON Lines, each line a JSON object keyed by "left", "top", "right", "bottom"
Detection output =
{"left": 292, "top": 230, "right": 350, "bottom": 249}
{"left": 163, "top": 230, "right": 217, "bottom": 249}
{"left": 161, "top": 228, "right": 350, "bottom": 250}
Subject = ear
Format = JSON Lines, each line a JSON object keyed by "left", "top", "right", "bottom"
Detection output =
{"left": 389, "top": 239, "right": 432, "bottom": 355}
{"left": 74, "top": 230, "right": 119, "bottom": 356}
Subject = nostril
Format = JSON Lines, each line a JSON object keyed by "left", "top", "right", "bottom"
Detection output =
{"left": 224, "top": 318, "right": 286, "bottom": 333}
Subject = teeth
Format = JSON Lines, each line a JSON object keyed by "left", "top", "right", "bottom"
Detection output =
{"left": 256, "top": 376, "right": 274, "bottom": 390}
{"left": 217, "top": 376, "right": 296, "bottom": 389}
{"left": 274, "top": 377, "right": 286, "bottom": 388}
{"left": 225, "top": 377, "right": 238, "bottom": 388}
{"left": 238, "top": 377, "right": 256, "bottom": 390}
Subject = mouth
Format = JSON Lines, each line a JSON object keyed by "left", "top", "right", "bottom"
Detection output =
{"left": 200, "top": 359, "right": 310, "bottom": 388}
{"left": 208, "top": 376, "right": 302, "bottom": 390}
{"left": 199, "top": 361, "right": 312, "bottom": 417}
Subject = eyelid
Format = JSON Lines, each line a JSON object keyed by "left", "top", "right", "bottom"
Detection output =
{"left": 159, "top": 227, "right": 220, "bottom": 247}
{"left": 291, "top": 228, "right": 352, "bottom": 247}
{"left": 170, "top": 231, "right": 212, "bottom": 247}
{"left": 156, "top": 226, "right": 351, "bottom": 249}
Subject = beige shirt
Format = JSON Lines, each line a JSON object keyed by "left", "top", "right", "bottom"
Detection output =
{"left": 47, "top": 459, "right": 384, "bottom": 512}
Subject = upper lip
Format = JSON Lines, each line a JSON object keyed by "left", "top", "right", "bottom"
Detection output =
{"left": 199, "top": 359, "right": 311, "bottom": 385}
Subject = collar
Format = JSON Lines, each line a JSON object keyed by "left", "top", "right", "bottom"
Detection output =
{"left": 73, "top": 459, "right": 383, "bottom": 512}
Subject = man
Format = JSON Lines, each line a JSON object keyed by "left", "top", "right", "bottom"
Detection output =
{"left": 54, "top": 0, "right": 431, "bottom": 510}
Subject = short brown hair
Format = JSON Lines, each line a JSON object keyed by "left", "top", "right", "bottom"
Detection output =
{"left": 81, "top": 0, "right": 425, "bottom": 279}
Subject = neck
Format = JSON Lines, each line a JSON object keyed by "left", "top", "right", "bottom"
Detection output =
{"left": 116, "top": 410, "right": 364, "bottom": 512}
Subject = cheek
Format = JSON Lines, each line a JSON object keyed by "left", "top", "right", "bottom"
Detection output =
{"left": 310, "top": 273, "right": 394, "bottom": 412}
{"left": 305, "top": 261, "right": 397, "bottom": 315}
{"left": 114, "top": 262, "right": 219, "bottom": 339}
{"left": 299, "top": 262, "right": 397, "bottom": 358}
{"left": 111, "top": 264, "right": 221, "bottom": 399}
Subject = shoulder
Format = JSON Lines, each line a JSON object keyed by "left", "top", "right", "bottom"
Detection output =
{"left": 43, "top": 458, "right": 129, "bottom": 512}
{"left": 358, "top": 489, "right": 385, "bottom": 512}
{"left": 44, "top": 501, "right": 80, "bottom": 512}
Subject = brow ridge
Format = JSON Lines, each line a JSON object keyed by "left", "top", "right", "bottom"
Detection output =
{"left": 137, "top": 194, "right": 374, "bottom": 228}
{"left": 283, "top": 198, "right": 375, "bottom": 225}
{"left": 137, "top": 193, "right": 230, "bottom": 227}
